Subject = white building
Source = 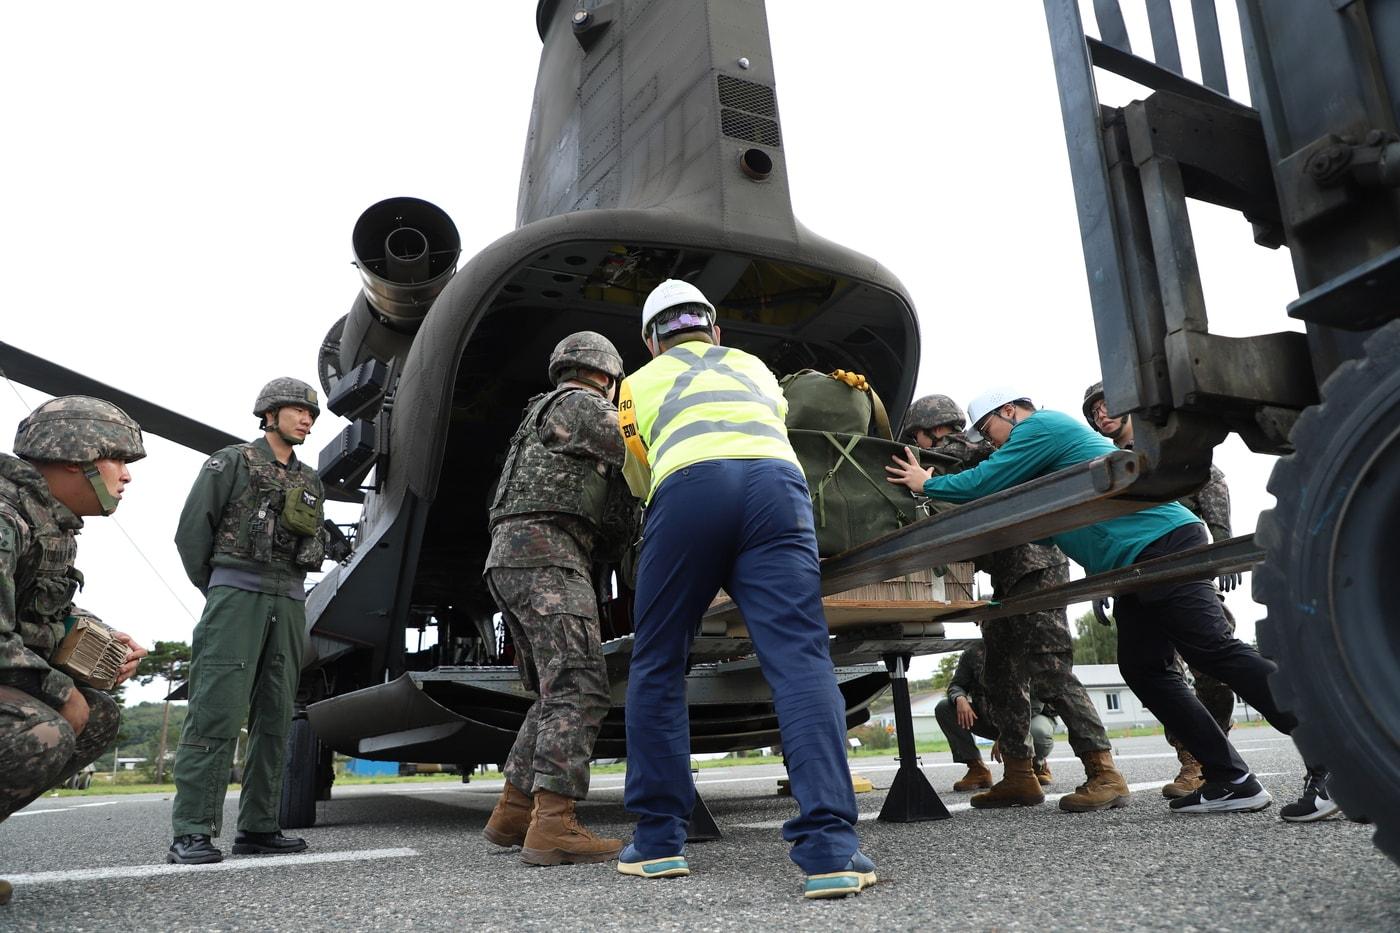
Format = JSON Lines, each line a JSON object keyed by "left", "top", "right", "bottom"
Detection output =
{"left": 868, "top": 666, "right": 1259, "bottom": 738}
{"left": 1073, "top": 664, "right": 1258, "bottom": 729}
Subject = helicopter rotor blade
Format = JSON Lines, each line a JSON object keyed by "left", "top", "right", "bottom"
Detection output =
{"left": 0, "top": 342, "right": 362, "bottom": 503}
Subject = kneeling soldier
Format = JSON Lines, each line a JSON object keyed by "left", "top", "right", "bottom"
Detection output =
{"left": 1, "top": 397, "right": 149, "bottom": 904}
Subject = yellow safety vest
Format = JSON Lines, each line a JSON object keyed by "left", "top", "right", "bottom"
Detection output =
{"left": 618, "top": 340, "right": 800, "bottom": 501}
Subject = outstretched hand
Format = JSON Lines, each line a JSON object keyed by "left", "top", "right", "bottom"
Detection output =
{"left": 885, "top": 446, "right": 932, "bottom": 494}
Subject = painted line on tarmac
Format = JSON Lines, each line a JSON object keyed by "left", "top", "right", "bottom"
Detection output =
{"left": 730, "top": 780, "right": 1174, "bottom": 830}
{"left": 13, "top": 801, "right": 122, "bottom": 816}
{"left": 3, "top": 847, "right": 420, "bottom": 886}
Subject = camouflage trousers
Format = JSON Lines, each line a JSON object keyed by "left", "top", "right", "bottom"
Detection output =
{"left": 486, "top": 565, "right": 610, "bottom": 800}
{"left": 1, "top": 685, "right": 120, "bottom": 820}
{"left": 982, "top": 611, "right": 1112, "bottom": 761}
{"left": 1166, "top": 597, "right": 1237, "bottom": 747}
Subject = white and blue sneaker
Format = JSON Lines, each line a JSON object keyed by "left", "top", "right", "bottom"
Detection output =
{"left": 1168, "top": 773, "right": 1272, "bottom": 814}
{"left": 803, "top": 851, "right": 878, "bottom": 899}
{"left": 616, "top": 843, "right": 690, "bottom": 878}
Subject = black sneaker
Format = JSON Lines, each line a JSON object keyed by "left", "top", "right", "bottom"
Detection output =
{"left": 167, "top": 834, "right": 224, "bottom": 864}
{"left": 231, "top": 830, "right": 308, "bottom": 855}
{"left": 1280, "top": 766, "right": 1341, "bottom": 823}
{"left": 1168, "top": 773, "right": 1272, "bottom": 814}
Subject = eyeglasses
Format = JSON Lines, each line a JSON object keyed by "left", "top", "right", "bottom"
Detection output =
{"left": 1090, "top": 400, "right": 1109, "bottom": 421}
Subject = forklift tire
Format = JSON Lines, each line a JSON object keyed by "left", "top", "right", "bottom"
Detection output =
{"left": 280, "top": 716, "right": 321, "bottom": 830}
{"left": 1255, "top": 319, "right": 1400, "bottom": 864}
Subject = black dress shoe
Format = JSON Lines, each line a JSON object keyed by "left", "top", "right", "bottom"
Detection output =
{"left": 232, "top": 830, "right": 308, "bottom": 855}
{"left": 168, "top": 834, "right": 224, "bottom": 864}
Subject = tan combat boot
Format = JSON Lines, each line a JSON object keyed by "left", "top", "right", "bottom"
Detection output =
{"left": 1162, "top": 746, "right": 1205, "bottom": 799}
{"left": 520, "top": 789, "right": 624, "bottom": 866}
{"left": 1033, "top": 758, "right": 1053, "bottom": 786}
{"left": 1059, "top": 749, "right": 1131, "bottom": 812}
{"left": 0, "top": 878, "right": 11, "bottom": 906}
{"left": 482, "top": 780, "right": 534, "bottom": 847}
{"left": 953, "top": 759, "right": 994, "bottom": 792}
{"left": 970, "top": 757, "right": 1045, "bottom": 808}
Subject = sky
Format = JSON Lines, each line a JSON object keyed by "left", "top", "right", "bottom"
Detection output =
{"left": 1, "top": 1, "right": 1303, "bottom": 699}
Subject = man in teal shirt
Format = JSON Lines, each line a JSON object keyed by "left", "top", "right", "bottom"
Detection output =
{"left": 887, "top": 388, "right": 1298, "bottom": 814}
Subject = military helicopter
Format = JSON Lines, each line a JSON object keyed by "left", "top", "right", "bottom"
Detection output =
{"left": 285, "top": 0, "right": 957, "bottom": 824}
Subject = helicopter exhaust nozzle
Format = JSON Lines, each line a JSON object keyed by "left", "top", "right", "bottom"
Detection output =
{"left": 352, "top": 197, "right": 461, "bottom": 330}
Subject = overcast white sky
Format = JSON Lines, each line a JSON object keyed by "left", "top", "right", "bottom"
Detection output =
{"left": 1, "top": 1, "right": 1302, "bottom": 698}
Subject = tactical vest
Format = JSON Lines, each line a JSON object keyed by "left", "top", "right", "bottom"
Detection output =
{"left": 489, "top": 386, "right": 613, "bottom": 531}
{"left": 213, "top": 444, "right": 326, "bottom": 570}
{"left": 0, "top": 455, "right": 81, "bottom": 660}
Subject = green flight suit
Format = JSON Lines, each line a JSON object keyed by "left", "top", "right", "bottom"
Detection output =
{"left": 170, "top": 437, "right": 325, "bottom": 838}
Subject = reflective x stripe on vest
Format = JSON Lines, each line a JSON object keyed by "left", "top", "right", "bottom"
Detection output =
{"left": 622, "top": 343, "right": 798, "bottom": 499}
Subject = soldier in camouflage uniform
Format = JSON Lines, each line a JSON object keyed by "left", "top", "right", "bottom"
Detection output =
{"left": 168, "top": 378, "right": 328, "bottom": 864}
{"left": 933, "top": 642, "right": 1058, "bottom": 791}
{"left": 1, "top": 397, "right": 149, "bottom": 906}
{"left": 1082, "top": 382, "right": 1238, "bottom": 797}
{"left": 902, "top": 395, "right": 1129, "bottom": 812}
{"left": 482, "top": 332, "right": 631, "bottom": 867}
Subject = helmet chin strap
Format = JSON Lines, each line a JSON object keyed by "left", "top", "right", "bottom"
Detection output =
{"left": 81, "top": 462, "right": 120, "bottom": 516}
{"left": 266, "top": 425, "right": 304, "bottom": 446}
{"left": 265, "top": 411, "right": 304, "bottom": 446}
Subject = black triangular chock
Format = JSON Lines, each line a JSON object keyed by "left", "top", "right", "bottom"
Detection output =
{"left": 686, "top": 788, "right": 722, "bottom": 841}
{"left": 877, "top": 760, "right": 951, "bottom": 822}
{"left": 877, "top": 651, "right": 952, "bottom": 822}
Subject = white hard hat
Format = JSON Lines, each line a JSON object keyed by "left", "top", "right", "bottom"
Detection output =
{"left": 641, "top": 279, "right": 716, "bottom": 338}
{"left": 965, "top": 387, "right": 1034, "bottom": 442}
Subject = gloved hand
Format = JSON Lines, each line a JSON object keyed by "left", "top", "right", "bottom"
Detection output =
{"left": 1093, "top": 597, "right": 1113, "bottom": 626}
{"left": 1217, "top": 571, "right": 1241, "bottom": 593}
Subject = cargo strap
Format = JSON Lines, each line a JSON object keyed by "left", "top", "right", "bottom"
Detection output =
{"left": 811, "top": 432, "right": 910, "bottom": 530}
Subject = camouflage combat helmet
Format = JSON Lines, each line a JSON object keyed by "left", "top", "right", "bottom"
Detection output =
{"left": 1082, "top": 381, "right": 1105, "bottom": 428}
{"left": 254, "top": 377, "right": 320, "bottom": 419}
{"left": 548, "top": 331, "right": 624, "bottom": 386}
{"left": 14, "top": 396, "right": 146, "bottom": 464}
{"left": 901, "top": 393, "right": 966, "bottom": 441}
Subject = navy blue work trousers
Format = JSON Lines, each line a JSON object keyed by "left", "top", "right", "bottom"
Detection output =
{"left": 1114, "top": 523, "right": 1297, "bottom": 782}
{"left": 624, "top": 459, "right": 859, "bottom": 874}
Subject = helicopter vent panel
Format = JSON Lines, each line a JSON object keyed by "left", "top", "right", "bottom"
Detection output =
{"left": 720, "top": 109, "right": 782, "bottom": 147}
{"left": 717, "top": 74, "right": 776, "bottom": 117}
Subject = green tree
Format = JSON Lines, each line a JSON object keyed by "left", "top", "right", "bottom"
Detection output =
{"left": 930, "top": 652, "right": 960, "bottom": 691}
{"left": 1072, "top": 610, "right": 1117, "bottom": 664}
{"left": 136, "top": 640, "right": 191, "bottom": 783}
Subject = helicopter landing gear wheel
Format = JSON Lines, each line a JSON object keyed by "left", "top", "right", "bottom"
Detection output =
{"left": 1255, "top": 319, "right": 1400, "bottom": 864}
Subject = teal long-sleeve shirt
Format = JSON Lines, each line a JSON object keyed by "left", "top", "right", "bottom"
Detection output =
{"left": 921, "top": 409, "right": 1200, "bottom": 575}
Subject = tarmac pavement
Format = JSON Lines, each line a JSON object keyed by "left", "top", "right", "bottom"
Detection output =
{"left": 1, "top": 727, "right": 1395, "bottom": 931}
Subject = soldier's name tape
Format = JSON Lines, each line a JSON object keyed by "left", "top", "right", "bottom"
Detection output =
{"left": 3, "top": 847, "right": 419, "bottom": 886}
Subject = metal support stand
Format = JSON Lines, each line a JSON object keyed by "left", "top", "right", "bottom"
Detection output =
{"left": 877, "top": 653, "right": 951, "bottom": 822}
{"left": 686, "top": 769, "right": 722, "bottom": 841}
